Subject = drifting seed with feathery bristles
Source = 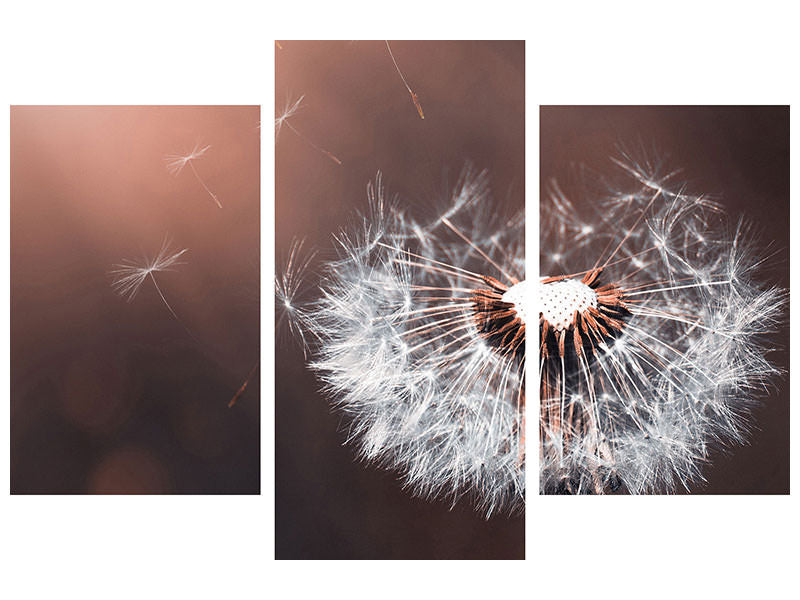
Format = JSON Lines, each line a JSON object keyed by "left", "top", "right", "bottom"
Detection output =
{"left": 109, "top": 237, "right": 198, "bottom": 343}
{"left": 165, "top": 142, "right": 222, "bottom": 208}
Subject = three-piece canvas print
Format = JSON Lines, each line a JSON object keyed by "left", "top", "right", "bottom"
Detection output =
{"left": 9, "top": 41, "right": 789, "bottom": 560}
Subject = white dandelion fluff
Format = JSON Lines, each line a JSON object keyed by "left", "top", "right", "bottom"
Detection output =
{"left": 110, "top": 238, "right": 193, "bottom": 335}
{"left": 165, "top": 142, "right": 222, "bottom": 208}
{"left": 539, "top": 153, "right": 785, "bottom": 494}
{"left": 281, "top": 168, "right": 525, "bottom": 516}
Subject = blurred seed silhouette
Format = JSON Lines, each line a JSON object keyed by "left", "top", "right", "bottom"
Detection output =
{"left": 275, "top": 95, "right": 342, "bottom": 165}
{"left": 110, "top": 238, "right": 195, "bottom": 338}
{"left": 385, "top": 40, "right": 424, "bottom": 119}
{"left": 165, "top": 142, "right": 222, "bottom": 208}
{"left": 229, "top": 362, "right": 259, "bottom": 408}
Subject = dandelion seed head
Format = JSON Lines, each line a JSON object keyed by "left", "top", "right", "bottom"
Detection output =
{"left": 282, "top": 167, "right": 525, "bottom": 516}
{"left": 540, "top": 154, "right": 785, "bottom": 495}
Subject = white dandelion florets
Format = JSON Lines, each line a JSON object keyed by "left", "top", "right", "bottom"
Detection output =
{"left": 282, "top": 168, "right": 525, "bottom": 516}
{"left": 540, "top": 154, "right": 785, "bottom": 494}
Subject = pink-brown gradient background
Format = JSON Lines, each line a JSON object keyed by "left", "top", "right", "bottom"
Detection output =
{"left": 11, "top": 106, "right": 260, "bottom": 494}
{"left": 276, "top": 41, "right": 524, "bottom": 559}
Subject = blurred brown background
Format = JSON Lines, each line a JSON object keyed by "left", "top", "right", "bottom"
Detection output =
{"left": 11, "top": 106, "right": 260, "bottom": 494}
{"left": 541, "top": 106, "right": 789, "bottom": 494}
{"left": 275, "top": 41, "right": 524, "bottom": 559}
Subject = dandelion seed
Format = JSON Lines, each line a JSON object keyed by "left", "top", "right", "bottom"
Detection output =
{"left": 110, "top": 238, "right": 195, "bottom": 339}
{"left": 385, "top": 40, "right": 425, "bottom": 119}
{"left": 165, "top": 142, "right": 222, "bottom": 208}
{"left": 276, "top": 238, "right": 316, "bottom": 357}
{"left": 274, "top": 96, "right": 303, "bottom": 142}
{"left": 279, "top": 168, "right": 525, "bottom": 516}
{"left": 540, "top": 154, "right": 785, "bottom": 494}
{"left": 229, "top": 362, "right": 259, "bottom": 408}
{"left": 275, "top": 95, "right": 342, "bottom": 165}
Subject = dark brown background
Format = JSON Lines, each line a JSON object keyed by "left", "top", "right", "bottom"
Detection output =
{"left": 541, "top": 106, "right": 789, "bottom": 494}
{"left": 275, "top": 41, "right": 524, "bottom": 559}
{"left": 11, "top": 106, "right": 260, "bottom": 494}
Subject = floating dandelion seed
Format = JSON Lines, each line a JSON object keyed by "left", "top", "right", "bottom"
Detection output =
{"left": 165, "top": 142, "right": 222, "bottom": 208}
{"left": 540, "top": 154, "right": 785, "bottom": 494}
{"left": 274, "top": 96, "right": 303, "bottom": 141}
{"left": 229, "top": 362, "right": 259, "bottom": 408}
{"left": 276, "top": 238, "right": 316, "bottom": 356}
{"left": 110, "top": 238, "right": 195, "bottom": 338}
{"left": 385, "top": 40, "right": 425, "bottom": 119}
{"left": 275, "top": 95, "right": 342, "bottom": 165}
{"left": 280, "top": 169, "right": 525, "bottom": 516}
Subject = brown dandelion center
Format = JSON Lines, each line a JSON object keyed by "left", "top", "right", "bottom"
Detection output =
{"left": 471, "top": 275, "right": 526, "bottom": 362}
{"left": 539, "top": 268, "right": 628, "bottom": 362}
